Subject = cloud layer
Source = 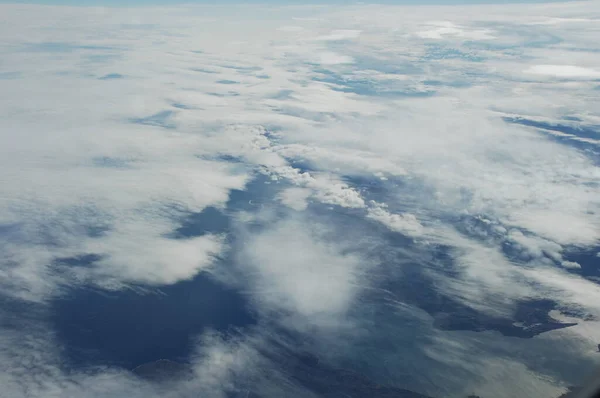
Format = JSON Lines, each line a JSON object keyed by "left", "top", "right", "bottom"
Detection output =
{"left": 0, "top": 1, "right": 599, "bottom": 397}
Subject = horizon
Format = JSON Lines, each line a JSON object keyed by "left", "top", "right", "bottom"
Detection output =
{"left": 0, "top": 0, "right": 585, "bottom": 7}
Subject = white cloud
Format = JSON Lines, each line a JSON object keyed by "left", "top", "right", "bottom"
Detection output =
{"left": 523, "top": 266, "right": 600, "bottom": 317}
{"left": 1, "top": 1, "right": 600, "bottom": 397}
{"left": 0, "top": 126, "right": 248, "bottom": 298}
{"left": 277, "top": 187, "right": 312, "bottom": 211}
{"left": 274, "top": 144, "right": 407, "bottom": 177}
{"left": 507, "top": 209, "right": 600, "bottom": 246}
{"left": 82, "top": 224, "right": 224, "bottom": 286}
{"left": 561, "top": 260, "right": 582, "bottom": 270}
{"left": 316, "top": 29, "right": 362, "bottom": 41}
{"left": 421, "top": 333, "right": 566, "bottom": 398}
{"left": 367, "top": 202, "right": 424, "bottom": 237}
{"left": 239, "top": 218, "right": 366, "bottom": 325}
{"left": 309, "top": 175, "right": 366, "bottom": 208}
{"left": 506, "top": 230, "right": 563, "bottom": 262}
{"left": 277, "top": 25, "right": 304, "bottom": 32}
{"left": 415, "top": 20, "right": 495, "bottom": 40}
{"left": 525, "top": 64, "right": 600, "bottom": 79}
{"left": 316, "top": 51, "right": 355, "bottom": 65}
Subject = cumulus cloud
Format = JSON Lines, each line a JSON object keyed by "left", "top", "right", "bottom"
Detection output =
{"left": 561, "top": 260, "right": 582, "bottom": 270}
{"left": 238, "top": 217, "right": 366, "bottom": 326}
{"left": 366, "top": 202, "right": 424, "bottom": 237}
{"left": 277, "top": 187, "right": 312, "bottom": 211}
{"left": 82, "top": 224, "right": 224, "bottom": 286}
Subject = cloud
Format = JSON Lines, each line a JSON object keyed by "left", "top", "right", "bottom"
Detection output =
{"left": 506, "top": 229, "right": 563, "bottom": 262}
{"left": 561, "top": 260, "right": 582, "bottom": 270}
{"left": 315, "top": 29, "right": 362, "bottom": 41}
{"left": 274, "top": 143, "right": 407, "bottom": 177}
{"left": 419, "top": 332, "right": 567, "bottom": 398}
{"left": 525, "top": 64, "right": 600, "bottom": 79}
{"left": 81, "top": 224, "right": 224, "bottom": 286}
{"left": 415, "top": 20, "right": 496, "bottom": 40}
{"left": 0, "top": 129, "right": 248, "bottom": 298}
{"left": 277, "top": 187, "right": 312, "bottom": 211}
{"left": 0, "top": 1, "right": 600, "bottom": 397}
{"left": 366, "top": 202, "right": 424, "bottom": 237}
{"left": 237, "top": 217, "right": 367, "bottom": 327}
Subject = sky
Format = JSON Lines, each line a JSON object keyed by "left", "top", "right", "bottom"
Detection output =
{"left": 0, "top": 0, "right": 578, "bottom": 5}
{"left": 0, "top": 0, "right": 599, "bottom": 397}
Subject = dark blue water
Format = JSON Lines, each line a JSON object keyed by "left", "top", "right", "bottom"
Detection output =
{"left": 49, "top": 173, "right": 284, "bottom": 371}
{"left": 504, "top": 117, "right": 599, "bottom": 141}
{"left": 307, "top": 196, "right": 580, "bottom": 338}
{"left": 51, "top": 270, "right": 255, "bottom": 370}
{"left": 170, "top": 206, "right": 230, "bottom": 239}
{"left": 562, "top": 247, "right": 600, "bottom": 283}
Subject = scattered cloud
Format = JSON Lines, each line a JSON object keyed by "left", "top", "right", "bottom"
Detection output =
{"left": 237, "top": 217, "right": 367, "bottom": 327}
{"left": 0, "top": 1, "right": 599, "bottom": 397}
{"left": 277, "top": 187, "right": 312, "bottom": 211}
{"left": 366, "top": 202, "right": 424, "bottom": 237}
{"left": 562, "top": 260, "right": 582, "bottom": 270}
